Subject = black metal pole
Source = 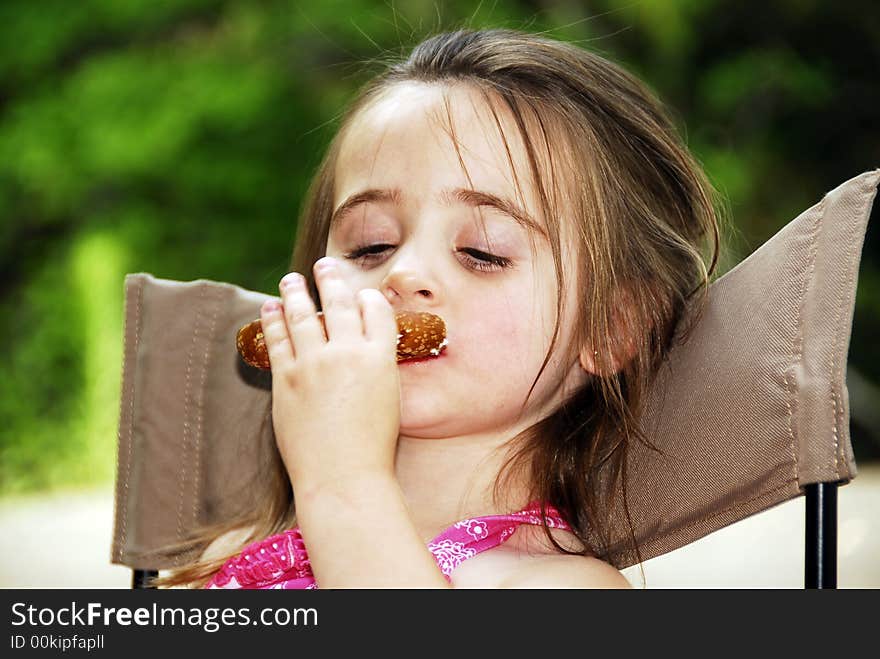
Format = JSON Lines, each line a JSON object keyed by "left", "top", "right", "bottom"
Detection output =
{"left": 805, "top": 482, "right": 837, "bottom": 589}
{"left": 132, "top": 569, "right": 159, "bottom": 589}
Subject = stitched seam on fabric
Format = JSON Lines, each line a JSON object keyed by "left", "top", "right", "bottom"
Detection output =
{"left": 177, "top": 285, "right": 206, "bottom": 553}
{"left": 192, "top": 286, "right": 222, "bottom": 527}
{"left": 116, "top": 278, "right": 142, "bottom": 555}
{"left": 788, "top": 197, "right": 825, "bottom": 486}
{"left": 829, "top": 216, "right": 845, "bottom": 479}
{"left": 830, "top": 180, "right": 873, "bottom": 478}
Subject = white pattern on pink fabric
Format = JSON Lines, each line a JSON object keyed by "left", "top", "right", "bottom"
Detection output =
{"left": 426, "top": 539, "right": 478, "bottom": 577}
{"left": 454, "top": 518, "right": 490, "bottom": 540}
{"left": 204, "top": 501, "right": 571, "bottom": 589}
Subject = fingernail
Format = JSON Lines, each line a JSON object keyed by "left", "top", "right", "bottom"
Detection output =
{"left": 315, "top": 257, "right": 336, "bottom": 272}
{"left": 280, "top": 273, "right": 304, "bottom": 289}
{"left": 263, "top": 299, "right": 281, "bottom": 312}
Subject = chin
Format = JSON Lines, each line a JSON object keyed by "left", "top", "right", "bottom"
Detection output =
{"left": 398, "top": 406, "right": 443, "bottom": 433}
{"left": 398, "top": 392, "right": 458, "bottom": 434}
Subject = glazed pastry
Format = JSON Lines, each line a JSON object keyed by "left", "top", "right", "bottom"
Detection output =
{"left": 237, "top": 310, "right": 447, "bottom": 369}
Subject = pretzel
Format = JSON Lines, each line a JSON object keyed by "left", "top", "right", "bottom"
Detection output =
{"left": 236, "top": 310, "right": 447, "bottom": 369}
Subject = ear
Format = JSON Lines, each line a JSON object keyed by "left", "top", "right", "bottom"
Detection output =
{"left": 578, "top": 347, "right": 601, "bottom": 375}
{"left": 578, "top": 335, "right": 639, "bottom": 376}
{"left": 578, "top": 293, "right": 641, "bottom": 376}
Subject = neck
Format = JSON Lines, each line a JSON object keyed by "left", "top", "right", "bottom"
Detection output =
{"left": 394, "top": 429, "right": 532, "bottom": 541}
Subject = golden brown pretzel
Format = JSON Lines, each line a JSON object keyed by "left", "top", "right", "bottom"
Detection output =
{"left": 236, "top": 310, "right": 447, "bottom": 369}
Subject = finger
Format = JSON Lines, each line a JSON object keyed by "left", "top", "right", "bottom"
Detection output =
{"left": 260, "top": 298, "right": 294, "bottom": 366}
{"left": 313, "top": 257, "right": 362, "bottom": 341}
{"left": 279, "top": 272, "right": 325, "bottom": 355}
{"left": 358, "top": 288, "right": 397, "bottom": 355}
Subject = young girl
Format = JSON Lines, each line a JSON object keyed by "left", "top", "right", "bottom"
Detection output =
{"left": 158, "top": 27, "right": 721, "bottom": 589}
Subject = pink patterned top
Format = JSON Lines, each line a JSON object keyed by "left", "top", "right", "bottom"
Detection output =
{"left": 205, "top": 502, "right": 571, "bottom": 589}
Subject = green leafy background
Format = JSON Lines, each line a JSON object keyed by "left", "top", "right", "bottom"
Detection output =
{"left": 1, "top": 0, "right": 878, "bottom": 495}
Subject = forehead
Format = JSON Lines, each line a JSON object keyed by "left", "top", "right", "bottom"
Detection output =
{"left": 334, "top": 82, "right": 552, "bottom": 211}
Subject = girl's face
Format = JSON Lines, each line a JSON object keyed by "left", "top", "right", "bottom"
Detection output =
{"left": 326, "top": 82, "right": 589, "bottom": 440}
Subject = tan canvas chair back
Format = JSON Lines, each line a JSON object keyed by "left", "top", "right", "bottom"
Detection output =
{"left": 111, "top": 169, "right": 879, "bottom": 579}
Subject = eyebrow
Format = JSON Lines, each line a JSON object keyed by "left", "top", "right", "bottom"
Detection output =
{"left": 329, "top": 186, "right": 547, "bottom": 238}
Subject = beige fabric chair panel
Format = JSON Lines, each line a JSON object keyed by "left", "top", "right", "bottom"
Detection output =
{"left": 111, "top": 169, "right": 879, "bottom": 571}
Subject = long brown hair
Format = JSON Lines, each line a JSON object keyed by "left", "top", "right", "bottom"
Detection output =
{"left": 156, "top": 27, "right": 722, "bottom": 588}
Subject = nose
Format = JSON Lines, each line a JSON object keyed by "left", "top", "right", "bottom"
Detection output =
{"left": 380, "top": 246, "right": 441, "bottom": 308}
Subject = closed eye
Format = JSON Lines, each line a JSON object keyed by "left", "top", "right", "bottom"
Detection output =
{"left": 343, "top": 244, "right": 512, "bottom": 272}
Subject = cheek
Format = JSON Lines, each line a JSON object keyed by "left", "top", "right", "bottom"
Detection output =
{"left": 459, "top": 295, "right": 548, "bottom": 376}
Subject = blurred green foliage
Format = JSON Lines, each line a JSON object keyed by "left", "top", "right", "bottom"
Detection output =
{"left": 1, "top": 0, "right": 878, "bottom": 494}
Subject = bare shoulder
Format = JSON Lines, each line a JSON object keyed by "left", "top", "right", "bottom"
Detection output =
{"left": 200, "top": 525, "right": 255, "bottom": 562}
{"left": 451, "top": 522, "right": 632, "bottom": 589}
{"left": 498, "top": 553, "right": 632, "bottom": 589}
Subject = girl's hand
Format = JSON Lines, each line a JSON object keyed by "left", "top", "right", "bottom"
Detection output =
{"left": 259, "top": 256, "right": 401, "bottom": 496}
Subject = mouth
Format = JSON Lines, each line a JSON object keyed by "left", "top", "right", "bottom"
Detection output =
{"left": 400, "top": 355, "right": 441, "bottom": 365}
{"left": 399, "top": 342, "right": 448, "bottom": 366}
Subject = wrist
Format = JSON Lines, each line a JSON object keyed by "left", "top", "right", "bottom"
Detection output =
{"left": 289, "top": 470, "right": 449, "bottom": 589}
{"left": 292, "top": 469, "right": 399, "bottom": 512}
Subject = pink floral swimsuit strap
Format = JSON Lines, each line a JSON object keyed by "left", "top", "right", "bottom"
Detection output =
{"left": 426, "top": 501, "right": 571, "bottom": 581}
{"left": 206, "top": 501, "right": 571, "bottom": 590}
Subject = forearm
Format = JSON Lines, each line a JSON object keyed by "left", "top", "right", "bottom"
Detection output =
{"left": 293, "top": 473, "right": 452, "bottom": 589}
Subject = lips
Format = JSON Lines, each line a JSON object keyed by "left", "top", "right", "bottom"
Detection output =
{"left": 399, "top": 350, "right": 447, "bottom": 365}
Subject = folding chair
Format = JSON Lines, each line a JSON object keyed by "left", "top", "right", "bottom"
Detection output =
{"left": 111, "top": 169, "right": 879, "bottom": 589}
